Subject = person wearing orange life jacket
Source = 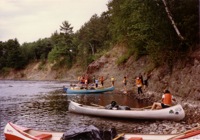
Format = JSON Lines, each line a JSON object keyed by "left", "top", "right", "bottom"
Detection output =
{"left": 100, "top": 76, "right": 104, "bottom": 87}
{"left": 151, "top": 89, "right": 176, "bottom": 110}
{"left": 136, "top": 77, "right": 143, "bottom": 94}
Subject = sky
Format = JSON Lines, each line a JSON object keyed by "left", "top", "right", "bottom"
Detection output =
{"left": 0, "top": 0, "right": 108, "bottom": 44}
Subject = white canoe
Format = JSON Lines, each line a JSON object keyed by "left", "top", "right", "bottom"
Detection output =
{"left": 68, "top": 101, "right": 185, "bottom": 121}
{"left": 4, "top": 122, "right": 63, "bottom": 140}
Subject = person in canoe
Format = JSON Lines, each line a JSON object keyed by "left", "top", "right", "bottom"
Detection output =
{"left": 151, "top": 89, "right": 176, "bottom": 110}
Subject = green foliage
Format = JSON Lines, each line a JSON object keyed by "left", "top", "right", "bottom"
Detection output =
{"left": 48, "top": 22, "right": 75, "bottom": 69}
{"left": 0, "top": 67, "right": 11, "bottom": 76}
{"left": 116, "top": 48, "right": 134, "bottom": 65}
{"left": 0, "top": 39, "right": 27, "bottom": 70}
{"left": 108, "top": 0, "right": 198, "bottom": 66}
{"left": 76, "top": 13, "right": 111, "bottom": 68}
{"left": 38, "top": 60, "right": 46, "bottom": 70}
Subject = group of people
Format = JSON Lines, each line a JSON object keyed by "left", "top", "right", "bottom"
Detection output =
{"left": 122, "top": 73, "right": 151, "bottom": 94}
{"left": 77, "top": 74, "right": 175, "bottom": 110}
{"left": 121, "top": 74, "right": 176, "bottom": 110}
{"left": 77, "top": 73, "right": 151, "bottom": 93}
{"left": 77, "top": 75, "right": 108, "bottom": 89}
{"left": 77, "top": 75, "right": 116, "bottom": 88}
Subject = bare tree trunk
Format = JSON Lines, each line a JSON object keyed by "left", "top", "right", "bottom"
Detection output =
{"left": 162, "top": 0, "right": 184, "bottom": 41}
{"left": 88, "top": 42, "right": 95, "bottom": 55}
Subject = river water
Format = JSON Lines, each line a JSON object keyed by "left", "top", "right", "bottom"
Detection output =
{"left": 0, "top": 80, "right": 150, "bottom": 140}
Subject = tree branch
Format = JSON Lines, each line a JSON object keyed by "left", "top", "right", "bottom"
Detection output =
{"left": 162, "top": 0, "right": 184, "bottom": 41}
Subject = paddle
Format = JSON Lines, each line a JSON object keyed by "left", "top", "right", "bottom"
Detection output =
{"left": 91, "top": 103, "right": 152, "bottom": 110}
{"left": 90, "top": 103, "right": 105, "bottom": 108}
{"left": 141, "top": 105, "right": 152, "bottom": 109}
{"left": 113, "top": 133, "right": 125, "bottom": 140}
{"left": 167, "top": 124, "right": 200, "bottom": 140}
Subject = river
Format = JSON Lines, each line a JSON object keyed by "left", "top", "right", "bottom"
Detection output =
{"left": 0, "top": 80, "right": 150, "bottom": 140}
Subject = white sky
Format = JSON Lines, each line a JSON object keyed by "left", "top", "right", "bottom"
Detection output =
{"left": 0, "top": 0, "right": 108, "bottom": 44}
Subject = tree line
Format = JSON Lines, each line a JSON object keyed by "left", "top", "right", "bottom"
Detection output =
{"left": 0, "top": 0, "right": 198, "bottom": 74}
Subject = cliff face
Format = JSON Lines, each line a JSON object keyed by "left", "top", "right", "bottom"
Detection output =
{"left": 0, "top": 45, "right": 199, "bottom": 100}
{"left": 86, "top": 45, "right": 200, "bottom": 100}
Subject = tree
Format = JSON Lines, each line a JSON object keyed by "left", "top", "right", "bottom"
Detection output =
{"left": 48, "top": 21, "right": 76, "bottom": 68}
{"left": 161, "top": 0, "right": 184, "bottom": 41}
{"left": 60, "top": 21, "right": 73, "bottom": 35}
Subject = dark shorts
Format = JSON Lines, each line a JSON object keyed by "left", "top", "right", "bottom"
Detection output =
{"left": 161, "top": 103, "right": 170, "bottom": 108}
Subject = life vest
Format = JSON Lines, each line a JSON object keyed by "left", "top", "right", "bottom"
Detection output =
{"left": 162, "top": 93, "right": 172, "bottom": 105}
{"left": 136, "top": 78, "right": 142, "bottom": 87}
{"left": 100, "top": 77, "right": 104, "bottom": 82}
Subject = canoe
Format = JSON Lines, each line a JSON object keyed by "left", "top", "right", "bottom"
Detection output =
{"left": 68, "top": 101, "right": 185, "bottom": 121}
{"left": 64, "top": 86, "right": 115, "bottom": 94}
{"left": 4, "top": 122, "right": 63, "bottom": 140}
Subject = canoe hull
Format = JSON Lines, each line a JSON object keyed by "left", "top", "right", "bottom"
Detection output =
{"left": 68, "top": 101, "right": 185, "bottom": 121}
{"left": 65, "top": 86, "right": 114, "bottom": 94}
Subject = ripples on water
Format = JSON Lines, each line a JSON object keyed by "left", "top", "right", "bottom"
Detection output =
{"left": 0, "top": 80, "right": 149, "bottom": 139}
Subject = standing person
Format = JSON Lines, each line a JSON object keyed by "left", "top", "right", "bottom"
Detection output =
{"left": 123, "top": 76, "right": 127, "bottom": 94}
{"left": 151, "top": 89, "right": 176, "bottom": 110}
{"left": 95, "top": 78, "right": 99, "bottom": 88}
{"left": 92, "top": 75, "right": 96, "bottom": 84}
{"left": 143, "top": 73, "right": 151, "bottom": 90}
{"left": 85, "top": 76, "right": 88, "bottom": 89}
{"left": 136, "top": 77, "right": 143, "bottom": 94}
{"left": 80, "top": 76, "right": 85, "bottom": 84}
{"left": 111, "top": 76, "right": 115, "bottom": 86}
{"left": 100, "top": 76, "right": 104, "bottom": 87}
{"left": 77, "top": 76, "right": 81, "bottom": 84}
{"left": 139, "top": 73, "right": 144, "bottom": 85}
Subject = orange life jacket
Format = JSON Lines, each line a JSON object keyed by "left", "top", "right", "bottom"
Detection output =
{"left": 136, "top": 79, "right": 142, "bottom": 86}
{"left": 100, "top": 77, "right": 104, "bottom": 82}
{"left": 162, "top": 93, "right": 172, "bottom": 105}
